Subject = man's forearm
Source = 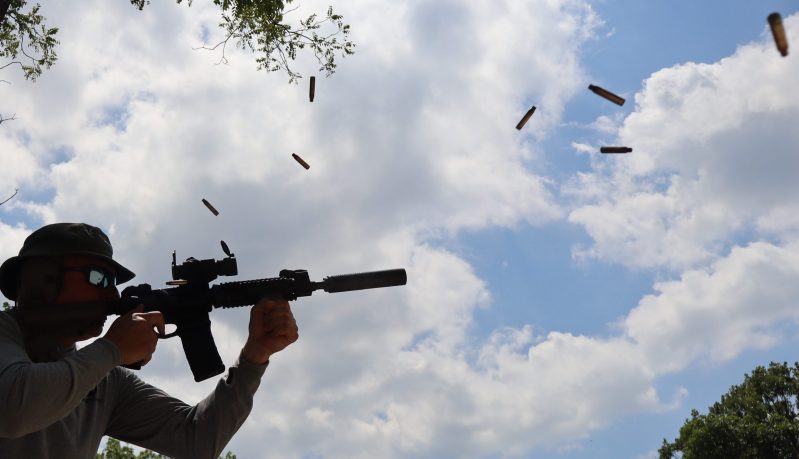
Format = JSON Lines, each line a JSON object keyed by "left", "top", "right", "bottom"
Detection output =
{"left": 106, "top": 354, "right": 268, "bottom": 459}
{"left": 0, "top": 338, "right": 120, "bottom": 437}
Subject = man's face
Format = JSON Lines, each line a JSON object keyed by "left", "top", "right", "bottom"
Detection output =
{"left": 17, "top": 255, "right": 119, "bottom": 344}
{"left": 55, "top": 255, "right": 119, "bottom": 305}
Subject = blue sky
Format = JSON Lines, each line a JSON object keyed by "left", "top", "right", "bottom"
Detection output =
{"left": 2, "top": 1, "right": 799, "bottom": 458}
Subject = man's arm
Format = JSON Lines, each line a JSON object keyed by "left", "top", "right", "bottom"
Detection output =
{"left": 104, "top": 299, "right": 297, "bottom": 459}
{"left": 0, "top": 312, "right": 121, "bottom": 437}
{"left": 105, "top": 354, "right": 268, "bottom": 459}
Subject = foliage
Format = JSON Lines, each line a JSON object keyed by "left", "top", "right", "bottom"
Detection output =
{"left": 659, "top": 361, "right": 799, "bottom": 459}
{"left": 152, "top": 0, "right": 354, "bottom": 83}
{"left": 2, "top": 301, "right": 9, "bottom": 311}
{"left": 0, "top": 0, "right": 59, "bottom": 81}
{"left": 0, "top": 0, "right": 353, "bottom": 83}
{"left": 96, "top": 437, "right": 237, "bottom": 459}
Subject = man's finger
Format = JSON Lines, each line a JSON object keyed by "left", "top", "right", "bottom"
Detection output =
{"left": 152, "top": 323, "right": 165, "bottom": 336}
{"left": 266, "top": 321, "right": 299, "bottom": 336}
{"left": 263, "top": 309, "right": 294, "bottom": 322}
{"left": 264, "top": 316, "right": 296, "bottom": 329}
{"left": 140, "top": 312, "right": 166, "bottom": 335}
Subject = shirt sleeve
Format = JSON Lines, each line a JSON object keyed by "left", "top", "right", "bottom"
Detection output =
{"left": 0, "top": 314, "right": 121, "bottom": 438}
{"left": 106, "top": 354, "right": 268, "bottom": 459}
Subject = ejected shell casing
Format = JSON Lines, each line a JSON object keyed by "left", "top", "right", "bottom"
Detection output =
{"left": 768, "top": 13, "right": 789, "bottom": 57}
{"left": 588, "top": 84, "right": 625, "bottom": 106}
{"left": 292, "top": 153, "right": 310, "bottom": 169}
{"left": 309, "top": 76, "right": 316, "bottom": 102}
{"left": 166, "top": 280, "right": 189, "bottom": 286}
{"left": 516, "top": 105, "right": 536, "bottom": 130}
{"left": 600, "top": 146, "right": 633, "bottom": 154}
{"left": 201, "top": 198, "right": 220, "bottom": 216}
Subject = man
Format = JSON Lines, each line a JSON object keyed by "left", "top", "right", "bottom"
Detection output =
{"left": 0, "top": 222, "right": 299, "bottom": 458}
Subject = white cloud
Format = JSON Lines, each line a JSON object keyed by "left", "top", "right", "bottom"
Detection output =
{"left": 589, "top": 113, "right": 622, "bottom": 134}
{"left": 7, "top": 1, "right": 798, "bottom": 458}
{"left": 625, "top": 241, "right": 799, "bottom": 374}
{"left": 571, "top": 141, "right": 595, "bottom": 154}
{"left": 567, "top": 14, "right": 799, "bottom": 270}
{"left": 0, "top": 0, "right": 615, "bottom": 457}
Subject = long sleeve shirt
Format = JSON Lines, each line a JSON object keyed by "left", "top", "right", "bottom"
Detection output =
{"left": 0, "top": 310, "right": 268, "bottom": 459}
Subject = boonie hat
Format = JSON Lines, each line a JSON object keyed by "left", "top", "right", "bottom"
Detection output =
{"left": 0, "top": 223, "right": 136, "bottom": 300}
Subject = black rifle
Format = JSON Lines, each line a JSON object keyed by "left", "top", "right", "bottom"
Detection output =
{"left": 108, "top": 241, "right": 407, "bottom": 381}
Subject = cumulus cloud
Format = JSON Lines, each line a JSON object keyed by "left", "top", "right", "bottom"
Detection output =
{"left": 6, "top": 0, "right": 797, "bottom": 457}
{"left": 625, "top": 241, "right": 799, "bottom": 374}
{"left": 567, "top": 14, "right": 799, "bottom": 270}
{"left": 0, "top": 0, "right": 620, "bottom": 457}
{"left": 589, "top": 113, "right": 623, "bottom": 134}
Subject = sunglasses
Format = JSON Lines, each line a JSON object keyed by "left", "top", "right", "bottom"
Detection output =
{"left": 61, "top": 266, "right": 116, "bottom": 289}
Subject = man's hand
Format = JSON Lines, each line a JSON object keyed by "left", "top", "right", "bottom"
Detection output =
{"left": 242, "top": 299, "right": 299, "bottom": 365}
{"left": 103, "top": 305, "right": 165, "bottom": 366}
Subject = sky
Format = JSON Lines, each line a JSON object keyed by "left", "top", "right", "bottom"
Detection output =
{"left": 1, "top": 1, "right": 798, "bottom": 458}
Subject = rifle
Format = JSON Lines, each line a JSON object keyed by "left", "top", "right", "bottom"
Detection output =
{"left": 108, "top": 241, "right": 407, "bottom": 381}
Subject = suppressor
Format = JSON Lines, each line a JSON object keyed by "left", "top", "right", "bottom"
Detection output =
{"left": 309, "top": 76, "right": 316, "bottom": 102}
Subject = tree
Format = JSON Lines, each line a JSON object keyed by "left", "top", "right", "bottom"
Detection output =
{"left": 95, "top": 437, "right": 237, "bottom": 458}
{"left": 659, "top": 362, "right": 799, "bottom": 459}
{"left": 0, "top": 0, "right": 57, "bottom": 81}
{"left": 0, "top": 0, "right": 353, "bottom": 83}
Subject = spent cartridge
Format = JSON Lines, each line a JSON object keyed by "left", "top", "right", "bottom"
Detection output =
{"left": 292, "top": 153, "right": 310, "bottom": 170}
{"left": 202, "top": 198, "right": 220, "bottom": 216}
{"left": 589, "top": 84, "right": 625, "bottom": 106}
{"left": 600, "top": 146, "right": 633, "bottom": 154}
{"left": 515, "top": 106, "right": 536, "bottom": 130}
{"left": 768, "top": 13, "right": 789, "bottom": 57}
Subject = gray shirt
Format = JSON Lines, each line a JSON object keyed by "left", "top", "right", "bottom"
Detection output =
{"left": 0, "top": 311, "right": 268, "bottom": 459}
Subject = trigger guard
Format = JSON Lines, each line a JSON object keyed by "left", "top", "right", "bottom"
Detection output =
{"left": 159, "top": 330, "right": 179, "bottom": 339}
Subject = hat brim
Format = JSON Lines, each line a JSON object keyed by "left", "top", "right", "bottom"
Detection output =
{"left": 0, "top": 254, "right": 135, "bottom": 301}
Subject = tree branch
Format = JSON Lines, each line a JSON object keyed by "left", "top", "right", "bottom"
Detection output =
{"left": 193, "top": 32, "right": 235, "bottom": 65}
{"left": 0, "top": 61, "right": 23, "bottom": 71}
{"left": 273, "top": 42, "right": 299, "bottom": 80}
{"left": 0, "top": 188, "right": 18, "bottom": 206}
